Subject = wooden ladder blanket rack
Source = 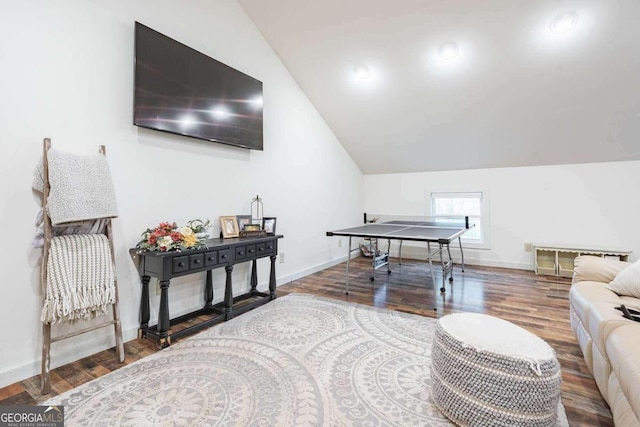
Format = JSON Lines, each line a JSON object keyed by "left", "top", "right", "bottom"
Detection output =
{"left": 40, "top": 137, "right": 124, "bottom": 394}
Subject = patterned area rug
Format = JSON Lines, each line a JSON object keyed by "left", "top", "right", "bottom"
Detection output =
{"left": 45, "top": 294, "right": 569, "bottom": 426}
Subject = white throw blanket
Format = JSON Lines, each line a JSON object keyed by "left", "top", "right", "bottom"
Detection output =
{"left": 33, "top": 147, "right": 118, "bottom": 226}
{"left": 41, "top": 234, "right": 116, "bottom": 324}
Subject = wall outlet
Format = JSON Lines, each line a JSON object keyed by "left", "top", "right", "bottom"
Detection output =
{"left": 280, "top": 253, "right": 285, "bottom": 263}
{"left": 524, "top": 243, "right": 533, "bottom": 252}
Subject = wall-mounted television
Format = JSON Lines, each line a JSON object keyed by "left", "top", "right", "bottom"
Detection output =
{"left": 134, "top": 22, "right": 263, "bottom": 150}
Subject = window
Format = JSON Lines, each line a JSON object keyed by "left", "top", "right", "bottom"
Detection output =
{"left": 429, "top": 191, "right": 489, "bottom": 248}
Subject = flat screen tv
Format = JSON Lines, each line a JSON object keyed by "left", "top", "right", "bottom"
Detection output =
{"left": 134, "top": 22, "right": 263, "bottom": 150}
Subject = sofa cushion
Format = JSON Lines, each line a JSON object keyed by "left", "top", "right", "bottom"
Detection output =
{"left": 606, "top": 324, "right": 640, "bottom": 424}
{"left": 573, "top": 255, "right": 630, "bottom": 284}
{"left": 608, "top": 259, "right": 640, "bottom": 298}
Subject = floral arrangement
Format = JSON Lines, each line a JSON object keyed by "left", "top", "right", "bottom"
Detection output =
{"left": 136, "top": 219, "right": 211, "bottom": 252}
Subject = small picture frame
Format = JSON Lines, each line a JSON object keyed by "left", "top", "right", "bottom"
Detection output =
{"left": 220, "top": 216, "right": 239, "bottom": 238}
{"left": 262, "top": 217, "right": 277, "bottom": 235}
{"left": 236, "top": 215, "right": 252, "bottom": 231}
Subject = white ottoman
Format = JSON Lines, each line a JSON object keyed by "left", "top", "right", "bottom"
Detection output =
{"left": 431, "top": 313, "right": 562, "bottom": 427}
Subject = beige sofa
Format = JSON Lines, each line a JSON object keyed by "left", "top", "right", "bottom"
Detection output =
{"left": 569, "top": 255, "right": 640, "bottom": 426}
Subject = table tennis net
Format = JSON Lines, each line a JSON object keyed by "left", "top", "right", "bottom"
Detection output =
{"left": 363, "top": 213, "right": 473, "bottom": 229}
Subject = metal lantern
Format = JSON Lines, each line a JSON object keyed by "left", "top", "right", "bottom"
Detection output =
{"left": 251, "top": 195, "right": 263, "bottom": 225}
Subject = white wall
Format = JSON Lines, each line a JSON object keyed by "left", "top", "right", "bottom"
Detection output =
{"left": 364, "top": 161, "right": 640, "bottom": 268}
{"left": 0, "top": 0, "right": 363, "bottom": 387}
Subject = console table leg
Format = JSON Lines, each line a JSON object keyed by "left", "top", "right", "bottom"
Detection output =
{"left": 224, "top": 265, "right": 233, "bottom": 319}
{"left": 269, "top": 255, "right": 277, "bottom": 300}
{"left": 158, "top": 280, "right": 171, "bottom": 347}
{"left": 204, "top": 270, "right": 213, "bottom": 309}
{"left": 250, "top": 260, "right": 258, "bottom": 293}
{"left": 139, "top": 275, "right": 151, "bottom": 338}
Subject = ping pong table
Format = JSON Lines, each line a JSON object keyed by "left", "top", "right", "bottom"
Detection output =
{"left": 326, "top": 214, "right": 472, "bottom": 310}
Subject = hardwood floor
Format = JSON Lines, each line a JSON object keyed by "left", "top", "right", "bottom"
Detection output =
{"left": 0, "top": 257, "right": 612, "bottom": 426}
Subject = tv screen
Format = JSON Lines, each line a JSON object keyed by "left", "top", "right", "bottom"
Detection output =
{"left": 134, "top": 22, "right": 263, "bottom": 150}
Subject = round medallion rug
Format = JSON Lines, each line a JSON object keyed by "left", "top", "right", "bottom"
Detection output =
{"left": 45, "top": 294, "right": 569, "bottom": 426}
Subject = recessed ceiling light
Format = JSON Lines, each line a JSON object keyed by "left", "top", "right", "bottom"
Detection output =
{"left": 354, "top": 65, "right": 371, "bottom": 80}
{"left": 438, "top": 42, "right": 459, "bottom": 60}
{"left": 550, "top": 12, "right": 578, "bottom": 34}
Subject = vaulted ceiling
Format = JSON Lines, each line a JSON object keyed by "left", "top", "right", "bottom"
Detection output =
{"left": 238, "top": 0, "right": 640, "bottom": 174}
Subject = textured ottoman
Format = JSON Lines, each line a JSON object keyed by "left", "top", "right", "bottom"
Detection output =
{"left": 431, "top": 313, "right": 562, "bottom": 427}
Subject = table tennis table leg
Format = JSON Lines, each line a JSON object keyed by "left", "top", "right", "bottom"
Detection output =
{"left": 458, "top": 236, "right": 465, "bottom": 272}
{"left": 370, "top": 238, "right": 377, "bottom": 281}
{"left": 446, "top": 243, "right": 454, "bottom": 283}
{"left": 345, "top": 236, "right": 352, "bottom": 295}
{"left": 398, "top": 240, "right": 403, "bottom": 265}
{"left": 427, "top": 241, "right": 438, "bottom": 311}
{"left": 387, "top": 239, "right": 391, "bottom": 275}
{"left": 439, "top": 243, "right": 447, "bottom": 292}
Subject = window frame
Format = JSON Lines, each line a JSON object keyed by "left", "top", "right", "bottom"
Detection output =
{"left": 426, "top": 187, "right": 491, "bottom": 250}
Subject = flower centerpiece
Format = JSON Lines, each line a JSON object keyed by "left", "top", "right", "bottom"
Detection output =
{"left": 136, "top": 219, "right": 211, "bottom": 252}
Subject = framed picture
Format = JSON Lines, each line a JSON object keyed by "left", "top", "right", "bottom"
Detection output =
{"left": 220, "top": 216, "right": 239, "bottom": 238}
{"left": 262, "top": 217, "right": 277, "bottom": 235}
{"left": 236, "top": 215, "right": 252, "bottom": 231}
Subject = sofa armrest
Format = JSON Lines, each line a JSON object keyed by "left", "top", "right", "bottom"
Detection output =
{"left": 573, "top": 255, "right": 630, "bottom": 284}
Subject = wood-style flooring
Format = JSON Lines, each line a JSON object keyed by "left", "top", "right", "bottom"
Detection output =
{"left": 0, "top": 257, "right": 612, "bottom": 426}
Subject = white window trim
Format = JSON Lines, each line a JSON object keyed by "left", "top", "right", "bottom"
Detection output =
{"left": 425, "top": 186, "right": 491, "bottom": 250}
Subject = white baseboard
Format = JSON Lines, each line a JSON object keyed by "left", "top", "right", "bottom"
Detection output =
{"left": 274, "top": 252, "right": 356, "bottom": 286}
{"left": 0, "top": 326, "right": 140, "bottom": 390}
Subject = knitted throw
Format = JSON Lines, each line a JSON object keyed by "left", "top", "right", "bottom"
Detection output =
{"left": 42, "top": 234, "right": 116, "bottom": 324}
{"left": 33, "top": 148, "right": 118, "bottom": 226}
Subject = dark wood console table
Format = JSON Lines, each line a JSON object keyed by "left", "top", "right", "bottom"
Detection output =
{"left": 132, "top": 234, "right": 283, "bottom": 347}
